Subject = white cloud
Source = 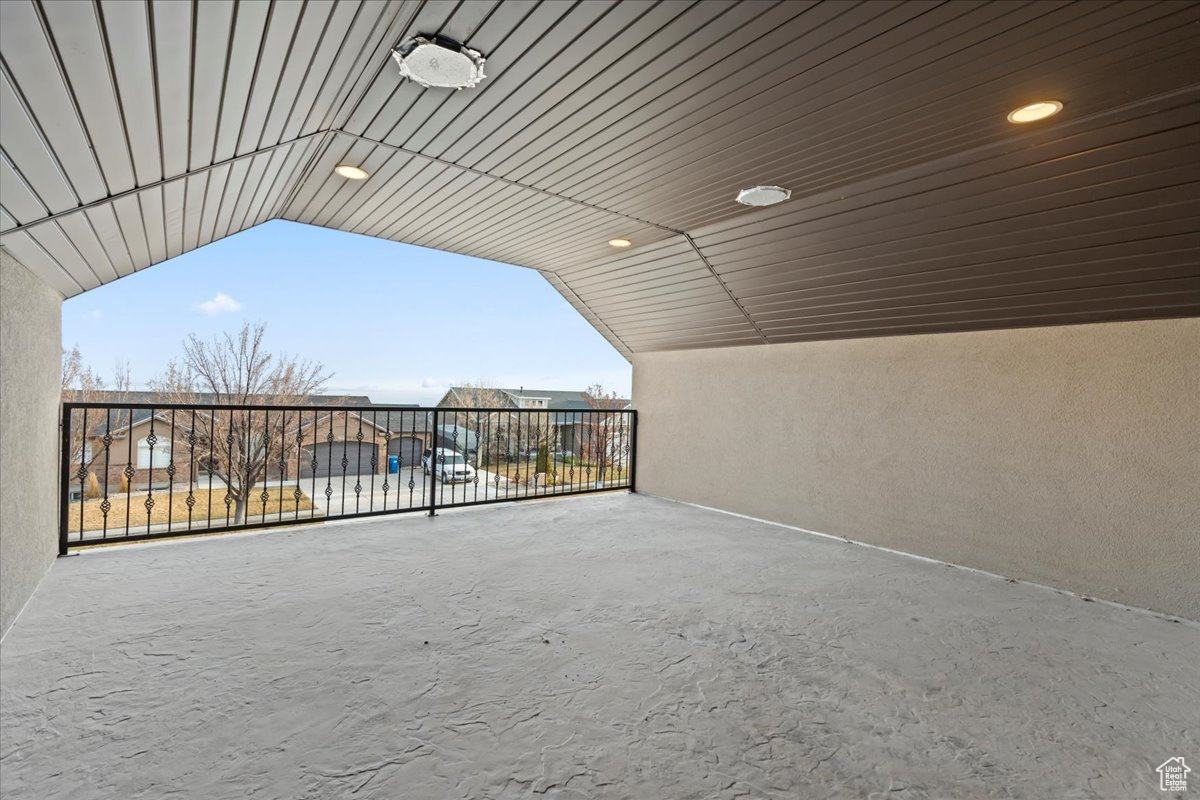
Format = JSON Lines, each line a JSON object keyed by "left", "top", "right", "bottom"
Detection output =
{"left": 85, "top": 309, "right": 103, "bottom": 320}
{"left": 420, "top": 377, "right": 451, "bottom": 389}
{"left": 196, "top": 292, "right": 242, "bottom": 315}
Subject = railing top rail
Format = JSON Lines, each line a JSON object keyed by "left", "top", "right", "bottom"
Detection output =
{"left": 61, "top": 401, "right": 635, "bottom": 414}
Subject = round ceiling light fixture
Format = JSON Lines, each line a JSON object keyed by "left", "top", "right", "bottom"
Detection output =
{"left": 608, "top": 238, "right": 633, "bottom": 248}
{"left": 1007, "top": 100, "right": 1063, "bottom": 124}
{"left": 334, "top": 165, "right": 369, "bottom": 180}
{"left": 392, "top": 34, "right": 486, "bottom": 90}
{"left": 736, "top": 185, "right": 791, "bottom": 207}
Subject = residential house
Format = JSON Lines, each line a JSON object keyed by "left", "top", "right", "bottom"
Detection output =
{"left": 66, "top": 392, "right": 432, "bottom": 495}
{"left": 436, "top": 387, "right": 630, "bottom": 463}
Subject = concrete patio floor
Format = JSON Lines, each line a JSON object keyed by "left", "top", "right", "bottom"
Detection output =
{"left": 1, "top": 494, "right": 1196, "bottom": 800}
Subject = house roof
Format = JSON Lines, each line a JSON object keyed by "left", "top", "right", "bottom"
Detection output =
{"left": 443, "top": 387, "right": 629, "bottom": 411}
{"left": 501, "top": 389, "right": 596, "bottom": 411}
{"left": 4, "top": 2, "right": 1195, "bottom": 352}
{"left": 70, "top": 391, "right": 385, "bottom": 436}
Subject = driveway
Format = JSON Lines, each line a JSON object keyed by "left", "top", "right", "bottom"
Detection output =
{"left": 263, "top": 465, "right": 532, "bottom": 516}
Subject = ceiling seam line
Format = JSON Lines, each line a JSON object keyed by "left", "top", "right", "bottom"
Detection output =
{"left": 286, "top": 2, "right": 359, "bottom": 137}
{"left": 268, "top": 3, "right": 340, "bottom": 151}
{"left": 216, "top": 154, "right": 257, "bottom": 241}
{"left": 145, "top": 1, "right": 166, "bottom": 187}
{"left": 274, "top": 131, "right": 337, "bottom": 219}
{"left": 334, "top": 131, "right": 684, "bottom": 236}
{"left": 251, "top": 0, "right": 310, "bottom": 154}
{"left": 1, "top": 131, "right": 328, "bottom": 237}
{"left": 0, "top": 57, "right": 82, "bottom": 208}
{"left": 0, "top": 149, "right": 52, "bottom": 223}
{"left": 92, "top": 1, "right": 141, "bottom": 195}
{"left": 249, "top": 139, "right": 303, "bottom": 226}
{"left": 31, "top": 1, "right": 118, "bottom": 197}
{"left": 283, "top": 132, "right": 348, "bottom": 222}
{"left": 682, "top": 232, "right": 770, "bottom": 344}
{"left": 326, "top": 1, "right": 421, "bottom": 132}
{"left": 0, "top": 233, "right": 86, "bottom": 295}
{"left": 206, "top": 0, "right": 242, "bottom": 167}
{"left": 542, "top": 271, "right": 635, "bottom": 358}
{"left": 307, "top": 136, "right": 397, "bottom": 227}
{"left": 273, "top": 1, "right": 421, "bottom": 220}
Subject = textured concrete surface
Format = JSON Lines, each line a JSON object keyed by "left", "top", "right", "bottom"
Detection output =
{"left": 0, "top": 247, "right": 63, "bottom": 636}
{"left": 633, "top": 318, "right": 1200, "bottom": 619}
{"left": 2, "top": 494, "right": 1197, "bottom": 800}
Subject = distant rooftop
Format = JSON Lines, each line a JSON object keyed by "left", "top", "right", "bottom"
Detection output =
{"left": 442, "top": 387, "right": 629, "bottom": 411}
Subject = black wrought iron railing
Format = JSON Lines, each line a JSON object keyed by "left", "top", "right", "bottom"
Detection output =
{"left": 59, "top": 402, "right": 636, "bottom": 551}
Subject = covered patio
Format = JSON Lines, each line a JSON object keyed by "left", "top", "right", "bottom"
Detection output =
{"left": 3, "top": 494, "right": 1196, "bottom": 799}
{"left": 2, "top": 2, "right": 1199, "bottom": 797}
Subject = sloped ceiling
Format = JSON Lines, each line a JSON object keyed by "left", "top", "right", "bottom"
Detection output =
{"left": 2, "top": 0, "right": 1198, "bottom": 358}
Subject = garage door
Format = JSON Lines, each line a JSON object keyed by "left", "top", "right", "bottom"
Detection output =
{"left": 388, "top": 437, "right": 422, "bottom": 468}
{"left": 302, "top": 441, "right": 378, "bottom": 479}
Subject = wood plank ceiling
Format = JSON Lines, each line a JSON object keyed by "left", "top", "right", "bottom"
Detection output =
{"left": 2, "top": 0, "right": 1197, "bottom": 356}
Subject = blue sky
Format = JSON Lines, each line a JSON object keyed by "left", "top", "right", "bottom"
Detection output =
{"left": 62, "top": 220, "right": 631, "bottom": 405}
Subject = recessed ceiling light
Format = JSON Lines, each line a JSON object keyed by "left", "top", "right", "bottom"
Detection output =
{"left": 392, "top": 34, "right": 486, "bottom": 90}
{"left": 736, "top": 185, "right": 791, "bottom": 207}
{"left": 1007, "top": 100, "right": 1063, "bottom": 124}
{"left": 608, "top": 238, "right": 633, "bottom": 248}
{"left": 334, "top": 165, "right": 369, "bottom": 180}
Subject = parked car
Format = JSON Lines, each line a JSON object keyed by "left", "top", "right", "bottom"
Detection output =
{"left": 422, "top": 448, "right": 476, "bottom": 483}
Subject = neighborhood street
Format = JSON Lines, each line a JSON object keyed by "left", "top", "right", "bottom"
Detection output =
{"left": 291, "top": 464, "right": 622, "bottom": 515}
{"left": 297, "top": 466, "right": 512, "bottom": 515}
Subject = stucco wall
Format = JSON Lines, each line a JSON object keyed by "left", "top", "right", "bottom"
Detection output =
{"left": 1, "top": 248, "right": 63, "bottom": 637}
{"left": 632, "top": 319, "right": 1200, "bottom": 620}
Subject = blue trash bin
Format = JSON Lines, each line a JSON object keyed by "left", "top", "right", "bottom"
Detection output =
{"left": 388, "top": 455, "right": 399, "bottom": 474}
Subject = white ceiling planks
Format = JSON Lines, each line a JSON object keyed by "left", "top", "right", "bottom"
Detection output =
{"left": 1, "top": 1, "right": 107, "bottom": 215}
{"left": 0, "top": 0, "right": 1195, "bottom": 355}
{"left": 3, "top": 136, "right": 320, "bottom": 294}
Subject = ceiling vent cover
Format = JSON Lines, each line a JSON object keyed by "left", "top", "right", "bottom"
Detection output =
{"left": 392, "top": 35, "right": 486, "bottom": 90}
{"left": 736, "top": 185, "right": 791, "bottom": 207}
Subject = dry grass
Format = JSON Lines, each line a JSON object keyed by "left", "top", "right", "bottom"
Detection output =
{"left": 67, "top": 487, "right": 316, "bottom": 532}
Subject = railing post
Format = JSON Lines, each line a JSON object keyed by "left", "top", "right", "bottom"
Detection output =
{"left": 58, "top": 403, "right": 72, "bottom": 555}
{"left": 428, "top": 408, "right": 438, "bottom": 517}
{"left": 628, "top": 410, "right": 637, "bottom": 494}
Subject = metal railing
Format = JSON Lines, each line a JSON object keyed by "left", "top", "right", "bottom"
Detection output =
{"left": 59, "top": 402, "right": 636, "bottom": 551}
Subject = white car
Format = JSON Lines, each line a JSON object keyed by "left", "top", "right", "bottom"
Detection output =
{"left": 422, "top": 448, "right": 476, "bottom": 483}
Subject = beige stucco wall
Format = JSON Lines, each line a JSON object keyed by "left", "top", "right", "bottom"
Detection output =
{"left": 1, "top": 248, "right": 63, "bottom": 637}
{"left": 632, "top": 319, "right": 1200, "bottom": 620}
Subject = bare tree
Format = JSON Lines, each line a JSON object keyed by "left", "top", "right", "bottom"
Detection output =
{"left": 583, "top": 383, "right": 626, "bottom": 411}
{"left": 62, "top": 346, "right": 131, "bottom": 469}
{"left": 448, "top": 381, "right": 509, "bottom": 407}
{"left": 582, "top": 384, "right": 629, "bottom": 483}
{"left": 153, "top": 323, "right": 330, "bottom": 524}
{"left": 441, "top": 382, "right": 562, "bottom": 486}
{"left": 446, "top": 381, "right": 515, "bottom": 470}
{"left": 61, "top": 345, "right": 99, "bottom": 395}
